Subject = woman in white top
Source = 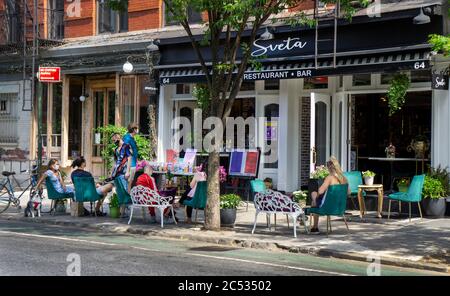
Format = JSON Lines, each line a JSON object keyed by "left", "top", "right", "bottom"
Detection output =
{"left": 179, "top": 163, "right": 207, "bottom": 223}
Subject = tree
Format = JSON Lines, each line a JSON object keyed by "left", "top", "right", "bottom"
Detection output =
{"left": 108, "top": 0, "right": 367, "bottom": 230}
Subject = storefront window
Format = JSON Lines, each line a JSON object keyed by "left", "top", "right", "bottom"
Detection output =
{"left": 176, "top": 84, "right": 190, "bottom": 94}
{"left": 264, "top": 103, "right": 279, "bottom": 169}
{"left": 240, "top": 81, "right": 255, "bottom": 91}
{"left": 264, "top": 80, "right": 280, "bottom": 90}
{"left": 352, "top": 74, "right": 371, "bottom": 86}
{"left": 225, "top": 98, "right": 256, "bottom": 149}
{"left": 410, "top": 70, "right": 431, "bottom": 83}
{"left": 121, "top": 76, "right": 135, "bottom": 126}
{"left": 52, "top": 84, "right": 62, "bottom": 136}
{"left": 139, "top": 76, "right": 157, "bottom": 136}
{"left": 337, "top": 102, "right": 343, "bottom": 163}
{"left": 380, "top": 73, "right": 397, "bottom": 85}
{"left": 68, "top": 80, "right": 83, "bottom": 159}
{"left": 304, "top": 77, "right": 328, "bottom": 89}
{"left": 315, "top": 102, "right": 327, "bottom": 166}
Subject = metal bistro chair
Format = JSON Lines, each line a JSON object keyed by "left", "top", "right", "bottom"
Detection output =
{"left": 388, "top": 174, "right": 425, "bottom": 222}
{"left": 45, "top": 178, "right": 74, "bottom": 215}
{"left": 307, "top": 184, "right": 350, "bottom": 236}
{"left": 72, "top": 177, "right": 103, "bottom": 216}
{"left": 182, "top": 181, "right": 207, "bottom": 223}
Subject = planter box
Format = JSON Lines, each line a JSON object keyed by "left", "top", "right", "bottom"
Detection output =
{"left": 421, "top": 198, "right": 446, "bottom": 218}
{"left": 220, "top": 208, "right": 237, "bottom": 227}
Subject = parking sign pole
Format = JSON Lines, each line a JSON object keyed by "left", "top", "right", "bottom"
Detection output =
{"left": 37, "top": 81, "right": 43, "bottom": 172}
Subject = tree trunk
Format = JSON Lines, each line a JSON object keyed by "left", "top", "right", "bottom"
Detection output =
{"left": 205, "top": 150, "right": 221, "bottom": 230}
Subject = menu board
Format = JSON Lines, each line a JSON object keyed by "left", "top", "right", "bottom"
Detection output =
{"left": 228, "top": 149, "right": 260, "bottom": 177}
{"left": 183, "top": 148, "right": 197, "bottom": 165}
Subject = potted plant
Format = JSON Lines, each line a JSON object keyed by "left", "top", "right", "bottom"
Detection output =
{"left": 109, "top": 193, "right": 120, "bottom": 218}
{"left": 165, "top": 170, "right": 176, "bottom": 189}
{"left": 292, "top": 190, "right": 307, "bottom": 208}
{"left": 362, "top": 170, "right": 376, "bottom": 185}
{"left": 219, "top": 194, "right": 241, "bottom": 227}
{"left": 421, "top": 172, "right": 448, "bottom": 218}
{"left": 397, "top": 178, "right": 410, "bottom": 192}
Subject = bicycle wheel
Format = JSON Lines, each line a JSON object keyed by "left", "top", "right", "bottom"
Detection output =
{"left": 0, "top": 190, "right": 11, "bottom": 214}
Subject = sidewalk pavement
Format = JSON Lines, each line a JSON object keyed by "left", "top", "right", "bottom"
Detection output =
{"left": 1, "top": 196, "right": 449, "bottom": 273}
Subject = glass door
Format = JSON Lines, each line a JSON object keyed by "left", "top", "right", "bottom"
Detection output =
{"left": 93, "top": 88, "right": 116, "bottom": 158}
{"left": 310, "top": 93, "right": 331, "bottom": 173}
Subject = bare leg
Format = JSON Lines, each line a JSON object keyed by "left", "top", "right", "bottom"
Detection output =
{"left": 313, "top": 214, "right": 319, "bottom": 229}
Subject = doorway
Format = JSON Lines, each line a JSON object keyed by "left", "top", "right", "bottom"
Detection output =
{"left": 68, "top": 80, "right": 83, "bottom": 159}
{"left": 310, "top": 93, "right": 331, "bottom": 173}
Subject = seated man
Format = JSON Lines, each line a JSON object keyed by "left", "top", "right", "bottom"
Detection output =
{"left": 70, "top": 156, "right": 113, "bottom": 216}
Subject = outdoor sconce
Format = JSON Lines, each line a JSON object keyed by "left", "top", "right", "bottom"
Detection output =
{"left": 79, "top": 94, "right": 89, "bottom": 102}
{"left": 413, "top": 7, "right": 431, "bottom": 25}
{"left": 123, "top": 57, "right": 134, "bottom": 73}
{"left": 260, "top": 27, "right": 274, "bottom": 40}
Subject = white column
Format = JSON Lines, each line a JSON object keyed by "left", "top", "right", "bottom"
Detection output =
{"left": 277, "top": 79, "right": 300, "bottom": 192}
{"left": 432, "top": 61, "right": 450, "bottom": 169}
{"left": 157, "top": 85, "right": 173, "bottom": 162}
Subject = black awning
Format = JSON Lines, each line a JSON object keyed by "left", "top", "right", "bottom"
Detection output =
{"left": 159, "top": 50, "right": 431, "bottom": 85}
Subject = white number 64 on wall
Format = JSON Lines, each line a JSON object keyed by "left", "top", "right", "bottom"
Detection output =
{"left": 414, "top": 62, "right": 426, "bottom": 70}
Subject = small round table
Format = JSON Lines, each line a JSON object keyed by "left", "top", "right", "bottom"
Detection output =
{"left": 357, "top": 184, "right": 384, "bottom": 218}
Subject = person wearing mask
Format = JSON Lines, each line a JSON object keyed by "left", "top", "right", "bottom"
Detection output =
{"left": 178, "top": 163, "right": 206, "bottom": 224}
{"left": 111, "top": 133, "right": 132, "bottom": 218}
{"left": 36, "top": 159, "right": 74, "bottom": 195}
{"left": 123, "top": 123, "right": 139, "bottom": 191}
{"left": 71, "top": 156, "right": 113, "bottom": 216}
{"left": 309, "top": 156, "right": 350, "bottom": 235}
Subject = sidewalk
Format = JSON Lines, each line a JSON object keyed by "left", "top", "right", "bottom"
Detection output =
{"left": 1, "top": 197, "right": 449, "bottom": 273}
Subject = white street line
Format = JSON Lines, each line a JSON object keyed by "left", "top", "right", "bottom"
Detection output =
{"left": 0, "top": 229, "right": 355, "bottom": 276}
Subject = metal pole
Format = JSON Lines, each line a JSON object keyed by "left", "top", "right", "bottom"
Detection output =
{"left": 37, "top": 81, "right": 43, "bottom": 171}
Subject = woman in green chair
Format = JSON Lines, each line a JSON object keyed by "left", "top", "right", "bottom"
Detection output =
{"left": 36, "top": 159, "right": 75, "bottom": 195}
{"left": 310, "top": 156, "right": 350, "bottom": 234}
{"left": 70, "top": 157, "right": 113, "bottom": 216}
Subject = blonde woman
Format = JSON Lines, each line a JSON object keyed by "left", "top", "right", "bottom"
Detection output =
{"left": 310, "top": 156, "right": 350, "bottom": 234}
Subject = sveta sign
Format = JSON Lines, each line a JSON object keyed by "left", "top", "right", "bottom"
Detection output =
{"left": 251, "top": 37, "right": 309, "bottom": 57}
{"left": 431, "top": 73, "right": 449, "bottom": 90}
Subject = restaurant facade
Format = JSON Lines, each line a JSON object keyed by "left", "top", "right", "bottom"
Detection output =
{"left": 155, "top": 1, "right": 450, "bottom": 192}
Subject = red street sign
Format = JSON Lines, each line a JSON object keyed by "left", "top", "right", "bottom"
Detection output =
{"left": 38, "top": 66, "right": 61, "bottom": 82}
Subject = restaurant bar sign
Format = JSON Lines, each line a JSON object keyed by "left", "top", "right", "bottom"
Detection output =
{"left": 244, "top": 69, "right": 313, "bottom": 81}
{"left": 38, "top": 66, "right": 61, "bottom": 83}
{"left": 431, "top": 73, "right": 449, "bottom": 90}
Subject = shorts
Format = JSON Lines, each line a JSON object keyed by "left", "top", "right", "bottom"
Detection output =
{"left": 96, "top": 187, "right": 103, "bottom": 196}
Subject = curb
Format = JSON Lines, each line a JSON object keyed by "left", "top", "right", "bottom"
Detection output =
{"left": 2, "top": 215, "right": 448, "bottom": 274}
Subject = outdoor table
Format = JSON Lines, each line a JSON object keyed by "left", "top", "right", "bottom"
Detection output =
{"left": 357, "top": 184, "right": 384, "bottom": 219}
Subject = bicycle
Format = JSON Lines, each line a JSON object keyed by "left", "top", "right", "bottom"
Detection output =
{"left": 0, "top": 167, "right": 46, "bottom": 217}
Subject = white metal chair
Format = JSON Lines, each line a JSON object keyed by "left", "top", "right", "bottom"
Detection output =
{"left": 252, "top": 189, "right": 309, "bottom": 238}
{"left": 129, "top": 185, "right": 177, "bottom": 228}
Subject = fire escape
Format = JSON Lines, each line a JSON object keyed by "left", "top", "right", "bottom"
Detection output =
{"left": 0, "top": 0, "right": 64, "bottom": 112}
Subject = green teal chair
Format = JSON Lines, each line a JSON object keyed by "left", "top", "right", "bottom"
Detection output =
{"left": 73, "top": 177, "right": 103, "bottom": 216}
{"left": 343, "top": 171, "right": 364, "bottom": 209}
{"left": 250, "top": 179, "right": 266, "bottom": 197}
{"left": 307, "top": 184, "right": 350, "bottom": 235}
{"left": 114, "top": 178, "right": 131, "bottom": 205}
{"left": 45, "top": 178, "right": 74, "bottom": 215}
{"left": 183, "top": 181, "right": 207, "bottom": 222}
{"left": 388, "top": 174, "right": 425, "bottom": 221}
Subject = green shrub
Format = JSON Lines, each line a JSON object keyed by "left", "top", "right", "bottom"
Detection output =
{"left": 220, "top": 194, "right": 241, "bottom": 209}
{"left": 292, "top": 190, "right": 307, "bottom": 203}
{"left": 422, "top": 176, "right": 446, "bottom": 199}
{"left": 427, "top": 166, "right": 450, "bottom": 196}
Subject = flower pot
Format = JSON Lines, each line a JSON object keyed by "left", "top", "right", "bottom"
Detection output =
{"left": 55, "top": 200, "right": 66, "bottom": 213}
{"left": 421, "top": 198, "right": 446, "bottom": 218}
{"left": 220, "top": 208, "right": 237, "bottom": 227}
{"left": 364, "top": 176, "right": 374, "bottom": 186}
{"left": 445, "top": 197, "right": 450, "bottom": 217}
{"left": 109, "top": 207, "right": 120, "bottom": 218}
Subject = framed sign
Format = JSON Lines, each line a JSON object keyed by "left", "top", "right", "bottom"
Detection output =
{"left": 431, "top": 73, "right": 449, "bottom": 90}
{"left": 228, "top": 149, "right": 261, "bottom": 177}
{"left": 38, "top": 66, "right": 61, "bottom": 83}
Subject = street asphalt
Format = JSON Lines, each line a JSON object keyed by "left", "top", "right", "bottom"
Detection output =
{"left": 0, "top": 219, "right": 445, "bottom": 276}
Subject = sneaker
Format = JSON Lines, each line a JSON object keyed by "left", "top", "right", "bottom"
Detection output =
{"left": 310, "top": 228, "right": 320, "bottom": 235}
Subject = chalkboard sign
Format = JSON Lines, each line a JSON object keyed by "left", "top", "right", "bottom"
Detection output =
{"left": 228, "top": 149, "right": 261, "bottom": 177}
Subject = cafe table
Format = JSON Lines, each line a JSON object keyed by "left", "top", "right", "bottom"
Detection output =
{"left": 357, "top": 184, "right": 384, "bottom": 219}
